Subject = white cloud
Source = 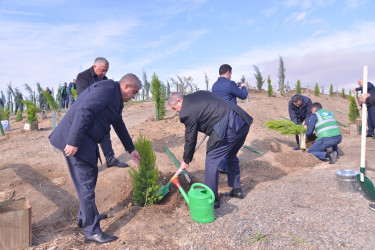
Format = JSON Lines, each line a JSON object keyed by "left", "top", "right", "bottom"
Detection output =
{"left": 345, "top": 0, "right": 369, "bottom": 9}
{"left": 285, "top": 11, "right": 308, "bottom": 23}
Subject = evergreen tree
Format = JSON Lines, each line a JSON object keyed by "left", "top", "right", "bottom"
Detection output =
{"left": 150, "top": 73, "right": 166, "bottom": 121}
{"left": 296, "top": 80, "right": 301, "bottom": 95}
{"left": 341, "top": 88, "right": 346, "bottom": 98}
{"left": 278, "top": 56, "right": 286, "bottom": 96}
{"left": 329, "top": 84, "right": 334, "bottom": 96}
{"left": 321, "top": 85, "right": 324, "bottom": 95}
{"left": 348, "top": 96, "right": 360, "bottom": 122}
{"left": 15, "top": 109, "right": 22, "bottom": 122}
{"left": 142, "top": 71, "right": 151, "bottom": 99}
{"left": 204, "top": 72, "right": 210, "bottom": 91}
{"left": 129, "top": 134, "right": 161, "bottom": 206}
{"left": 22, "top": 100, "right": 40, "bottom": 124}
{"left": 314, "top": 83, "right": 320, "bottom": 97}
{"left": 267, "top": 75, "right": 273, "bottom": 97}
{"left": 253, "top": 65, "right": 265, "bottom": 90}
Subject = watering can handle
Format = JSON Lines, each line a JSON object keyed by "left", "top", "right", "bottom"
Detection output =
{"left": 191, "top": 183, "right": 215, "bottom": 204}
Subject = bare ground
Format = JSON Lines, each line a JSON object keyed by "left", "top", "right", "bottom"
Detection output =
{"left": 1, "top": 91, "right": 375, "bottom": 249}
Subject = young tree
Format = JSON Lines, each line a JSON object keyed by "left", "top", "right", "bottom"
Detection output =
{"left": 267, "top": 75, "right": 273, "bottom": 97}
{"left": 129, "top": 134, "right": 161, "bottom": 206}
{"left": 314, "top": 83, "right": 320, "bottom": 97}
{"left": 341, "top": 88, "right": 346, "bottom": 98}
{"left": 329, "top": 84, "right": 334, "bottom": 97}
{"left": 253, "top": 65, "right": 265, "bottom": 90}
{"left": 166, "top": 80, "right": 171, "bottom": 98}
{"left": 142, "top": 71, "right": 151, "bottom": 100}
{"left": 150, "top": 73, "right": 166, "bottom": 121}
{"left": 348, "top": 96, "right": 360, "bottom": 122}
{"left": 296, "top": 80, "right": 301, "bottom": 95}
{"left": 278, "top": 56, "right": 286, "bottom": 96}
{"left": 321, "top": 85, "right": 324, "bottom": 95}
{"left": 204, "top": 72, "right": 210, "bottom": 91}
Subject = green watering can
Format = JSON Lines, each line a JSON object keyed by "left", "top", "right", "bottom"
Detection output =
{"left": 171, "top": 176, "right": 216, "bottom": 223}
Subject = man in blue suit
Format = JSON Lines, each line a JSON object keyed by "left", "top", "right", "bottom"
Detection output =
{"left": 212, "top": 64, "right": 248, "bottom": 174}
{"left": 49, "top": 74, "right": 142, "bottom": 244}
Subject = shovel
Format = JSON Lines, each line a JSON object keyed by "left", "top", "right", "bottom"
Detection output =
{"left": 356, "top": 66, "right": 375, "bottom": 200}
{"left": 157, "top": 134, "right": 208, "bottom": 199}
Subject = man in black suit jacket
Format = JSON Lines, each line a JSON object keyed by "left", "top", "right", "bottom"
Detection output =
{"left": 76, "top": 57, "right": 128, "bottom": 168}
{"left": 168, "top": 91, "right": 253, "bottom": 209}
{"left": 49, "top": 74, "right": 142, "bottom": 244}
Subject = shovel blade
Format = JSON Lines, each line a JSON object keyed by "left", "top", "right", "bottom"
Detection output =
{"left": 157, "top": 182, "right": 172, "bottom": 198}
{"left": 357, "top": 174, "right": 375, "bottom": 201}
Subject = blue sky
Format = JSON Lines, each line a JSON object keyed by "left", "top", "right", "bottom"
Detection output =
{"left": 1, "top": 0, "right": 374, "bottom": 97}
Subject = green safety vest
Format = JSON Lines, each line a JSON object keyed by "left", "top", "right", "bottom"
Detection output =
{"left": 314, "top": 109, "right": 341, "bottom": 140}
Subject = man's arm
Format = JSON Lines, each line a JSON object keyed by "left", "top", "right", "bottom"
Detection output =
{"left": 229, "top": 81, "right": 248, "bottom": 100}
{"left": 304, "top": 99, "right": 313, "bottom": 125}
{"left": 76, "top": 71, "right": 91, "bottom": 96}
{"left": 181, "top": 116, "right": 199, "bottom": 164}
{"left": 112, "top": 117, "right": 135, "bottom": 154}
{"left": 288, "top": 101, "right": 298, "bottom": 124}
{"left": 305, "top": 114, "right": 317, "bottom": 136}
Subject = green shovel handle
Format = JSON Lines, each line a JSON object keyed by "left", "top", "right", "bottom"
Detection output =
{"left": 191, "top": 183, "right": 215, "bottom": 204}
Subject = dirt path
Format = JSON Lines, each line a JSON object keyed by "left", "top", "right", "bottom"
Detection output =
{"left": 1, "top": 93, "right": 375, "bottom": 249}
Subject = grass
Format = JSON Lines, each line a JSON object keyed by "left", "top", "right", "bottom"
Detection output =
{"left": 245, "top": 231, "right": 269, "bottom": 244}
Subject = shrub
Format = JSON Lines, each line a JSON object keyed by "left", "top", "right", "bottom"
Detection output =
{"left": 15, "top": 110, "right": 22, "bottom": 122}
{"left": 267, "top": 76, "right": 273, "bottom": 97}
{"left": 129, "top": 134, "right": 161, "bottom": 206}
{"left": 23, "top": 100, "right": 40, "bottom": 124}
{"left": 150, "top": 73, "right": 166, "bottom": 121}
{"left": 348, "top": 96, "right": 360, "bottom": 122}
{"left": 341, "top": 88, "right": 346, "bottom": 98}
{"left": 314, "top": 83, "right": 320, "bottom": 97}
{"left": 296, "top": 80, "right": 301, "bottom": 95}
{"left": 329, "top": 84, "right": 333, "bottom": 97}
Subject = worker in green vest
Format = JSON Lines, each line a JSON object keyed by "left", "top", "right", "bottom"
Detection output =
{"left": 305, "top": 102, "right": 342, "bottom": 164}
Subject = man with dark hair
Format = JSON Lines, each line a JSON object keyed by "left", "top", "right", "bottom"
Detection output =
{"left": 288, "top": 94, "right": 312, "bottom": 150}
{"left": 352, "top": 79, "right": 375, "bottom": 138}
{"left": 305, "top": 102, "right": 342, "bottom": 163}
{"left": 168, "top": 91, "right": 253, "bottom": 209}
{"left": 49, "top": 74, "right": 142, "bottom": 244}
{"left": 212, "top": 64, "right": 248, "bottom": 174}
{"left": 76, "top": 57, "right": 128, "bottom": 168}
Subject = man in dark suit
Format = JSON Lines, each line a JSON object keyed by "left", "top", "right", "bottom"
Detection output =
{"left": 288, "top": 94, "right": 312, "bottom": 150}
{"left": 49, "top": 74, "right": 142, "bottom": 244}
{"left": 168, "top": 91, "right": 253, "bottom": 209}
{"left": 76, "top": 57, "right": 128, "bottom": 168}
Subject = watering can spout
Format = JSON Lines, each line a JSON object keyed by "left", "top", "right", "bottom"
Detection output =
{"left": 171, "top": 176, "right": 189, "bottom": 205}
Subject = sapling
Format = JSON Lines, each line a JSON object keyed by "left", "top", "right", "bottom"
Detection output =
{"left": 129, "top": 134, "right": 161, "bottom": 206}
{"left": 264, "top": 120, "right": 306, "bottom": 135}
{"left": 348, "top": 96, "right": 360, "bottom": 122}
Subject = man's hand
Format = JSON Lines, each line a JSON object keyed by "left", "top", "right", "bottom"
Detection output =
{"left": 180, "top": 161, "right": 189, "bottom": 170}
{"left": 64, "top": 145, "right": 78, "bottom": 156}
{"left": 360, "top": 93, "right": 370, "bottom": 103}
{"left": 130, "top": 150, "right": 141, "bottom": 165}
{"left": 352, "top": 88, "right": 356, "bottom": 93}
{"left": 240, "top": 83, "right": 247, "bottom": 88}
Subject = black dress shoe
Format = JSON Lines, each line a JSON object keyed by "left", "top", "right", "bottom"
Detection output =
{"left": 214, "top": 198, "right": 220, "bottom": 209}
{"left": 85, "top": 232, "right": 117, "bottom": 244}
{"left": 329, "top": 151, "right": 337, "bottom": 164}
{"left": 107, "top": 158, "right": 129, "bottom": 168}
{"left": 78, "top": 214, "right": 108, "bottom": 228}
{"left": 218, "top": 168, "right": 227, "bottom": 174}
{"left": 293, "top": 145, "right": 300, "bottom": 150}
{"left": 230, "top": 188, "right": 244, "bottom": 199}
{"left": 366, "top": 134, "right": 374, "bottom": 137}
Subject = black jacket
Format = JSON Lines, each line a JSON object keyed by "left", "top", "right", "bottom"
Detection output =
{"left": 288, "top": 95, "right": 312, "bottom": 125}
{"left": 366, "top": 95, "right": 375, "bottom": 106}
{"left": 76, "top": 67, "right": 108, "bottom": 96}
{"left": 179, "top": 91, "right": 253, "bottom": 163}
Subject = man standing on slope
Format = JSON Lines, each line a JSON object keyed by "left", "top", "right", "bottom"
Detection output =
{"left": 76, "top": 57, "right": 128, "bottom": 168}
{"left": 212, "top": 64, "right": 248, "bottom": 173}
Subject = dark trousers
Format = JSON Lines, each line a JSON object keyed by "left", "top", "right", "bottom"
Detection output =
{"left": 99, "top": 133, "right": 115, "bottom": 162}
{"left": 294, "top": 120, "right": 303, "bottom": 145}
{"left": 367, "top": 106, "right": 375, "bottom": 136}
{"left": 64, "top": 154, "right": 101, "bottom": 237}
{"left": 205, "top": 123, "right": 250, "bottom": 199}
{"left": 61, "top": 97, "right": 68, "bottom": 109}
{"left": 307, "top": 135, "right": 342, "bottom": 160}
